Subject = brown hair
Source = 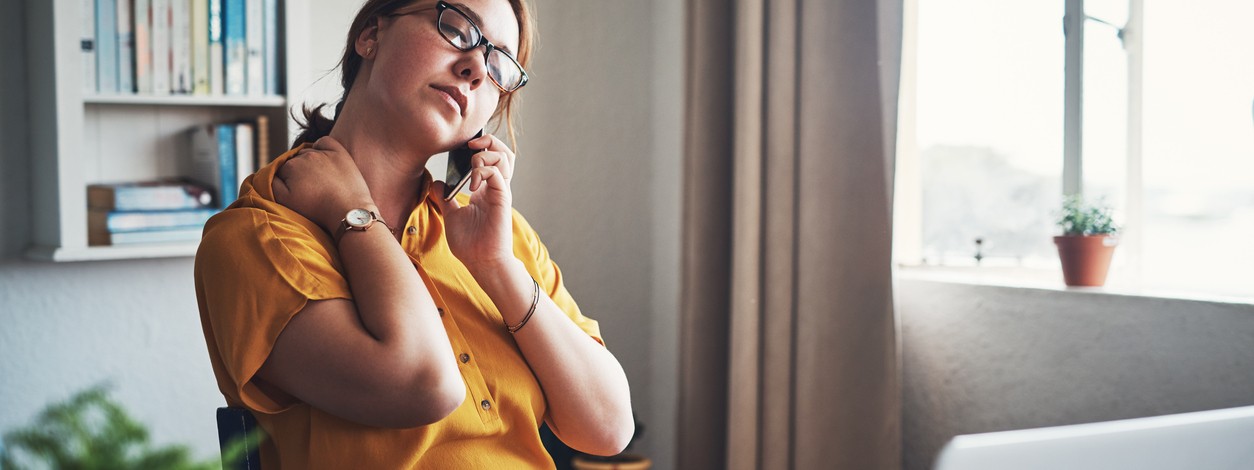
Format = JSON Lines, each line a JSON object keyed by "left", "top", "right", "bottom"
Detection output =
{"left": 291, "top": 0, "right": 534, "bottom": 149}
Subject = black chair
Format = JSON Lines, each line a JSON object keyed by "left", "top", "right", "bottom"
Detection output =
{"left": 216, "top": 407, "right": 263, "bottom": 470}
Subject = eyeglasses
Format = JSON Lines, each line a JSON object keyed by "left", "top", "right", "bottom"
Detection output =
{"left": 432, "top": 1, "right": 528, "bottom": 93}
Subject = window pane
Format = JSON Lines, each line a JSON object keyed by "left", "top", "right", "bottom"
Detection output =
{"left": 916, "top": 1, "right": 1063, "bottom": 266}
{"left": 1082, "top": 0, "right": 1128, "bottom": 207}
{"left": 1142, "top": 1, "right": 1254, "bottom": 298}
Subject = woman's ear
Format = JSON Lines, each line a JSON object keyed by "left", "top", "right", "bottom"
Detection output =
{"left": 355, "top": 17, "right": 381, "bottom": 58}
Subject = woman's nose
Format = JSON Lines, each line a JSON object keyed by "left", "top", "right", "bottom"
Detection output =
{"left": 456, "top": 52, "right": 487, "bottom": 89}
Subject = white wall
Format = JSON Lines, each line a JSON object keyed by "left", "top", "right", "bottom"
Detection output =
{"left": 0, "top": 0, "right": 682, "bottom": 467}
{"left": 0, "top": 4, "right": 221, "bottom": 459}
{"left": 899, "top": 277, "right": 1254, "bottom": 470}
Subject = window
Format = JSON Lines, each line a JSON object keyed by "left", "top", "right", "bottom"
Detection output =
{"left": 897, "top": 0, "right": 1254, "bottom": 299}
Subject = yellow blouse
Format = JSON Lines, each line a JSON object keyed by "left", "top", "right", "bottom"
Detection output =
{"left": 195, "top": 145, "right": 602, "bottom": 469}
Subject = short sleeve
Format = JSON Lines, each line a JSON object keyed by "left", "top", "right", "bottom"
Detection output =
{"left": 509, "top": 209, "right": 603, "bottom": 346}
{"left": 195, "top": 204, "right": 351, "bottom": 413}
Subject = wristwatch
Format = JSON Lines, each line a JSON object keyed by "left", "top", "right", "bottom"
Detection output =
{"left": 332, "top": 208, "right": 392, "bottom": 245}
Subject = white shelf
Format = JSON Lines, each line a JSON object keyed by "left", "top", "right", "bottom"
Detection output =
{"left": 85, "top": 94, "right": 288, "bottom": 107}
{"left": 27, "top": 242, "right": 202, "bottom": 262}
{"left": 26, "top": 0, "right": 310, "bottom": 262}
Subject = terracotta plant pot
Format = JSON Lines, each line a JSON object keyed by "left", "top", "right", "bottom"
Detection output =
{"left": 1053, "top": 235, "right": 1118, "bottom": 287}
{"left": 571, "top": 454, "right": 652, "bottom": 470}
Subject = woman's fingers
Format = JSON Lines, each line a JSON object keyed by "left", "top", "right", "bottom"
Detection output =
{"left": 471, "top": 150, "right": 513, "bottom": 181}
{"left": 272, "top": 175, "right": 290, "bottom": 202}
{"left": 469, "top": 134, "right": 515, "bottom": 172}
{"left": 469, "top": 165, "right": 505, "bottom": 192}
{"left": 312, "top": 135, "right": 347, "bottom": 154}
{"left": 468, "top": 133, "right": 515, "bottom": 182}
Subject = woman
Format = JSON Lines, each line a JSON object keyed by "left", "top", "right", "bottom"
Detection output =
{"left": 194, "top": 0, "right": 634, "bottom": 467}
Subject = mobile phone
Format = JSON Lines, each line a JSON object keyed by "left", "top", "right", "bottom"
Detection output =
{"left": 443, "top": 130, "right": 483, "bottom": 201}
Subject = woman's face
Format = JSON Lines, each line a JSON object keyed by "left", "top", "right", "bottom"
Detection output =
{"left": 365, "top": 0, "right": 519, "bottom": 151}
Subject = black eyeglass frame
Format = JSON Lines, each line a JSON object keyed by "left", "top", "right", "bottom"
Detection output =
{"left": 431, "top": 0, "right": 529, "bottom": 93}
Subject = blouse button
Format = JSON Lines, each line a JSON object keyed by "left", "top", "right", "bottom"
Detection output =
{"left": 406, "top": 226, "right": 417, "bottom": 235}
{"left": 460, "top": 353, "right": 470, "bottom": 363}
{"left": 480, "top": 399, "right": 491, "bottom": 410}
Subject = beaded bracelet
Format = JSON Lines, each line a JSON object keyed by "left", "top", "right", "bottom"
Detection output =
{"left": 507, "top": 278, "right": 540, "bottom": 334}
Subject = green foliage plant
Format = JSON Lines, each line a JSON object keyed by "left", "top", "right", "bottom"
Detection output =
{"left": 0, "top": 384, "right": 222, "bottom": 470}
{"left": 1057, "top": 194, "right": 1120, "bottom": 236}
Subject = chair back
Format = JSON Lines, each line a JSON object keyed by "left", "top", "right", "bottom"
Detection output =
{"left": 216, "top": 407, "right": 263, "bottom": 470}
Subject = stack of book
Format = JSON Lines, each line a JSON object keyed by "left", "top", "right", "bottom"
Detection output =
{"left": 182, "top": 115, "right": 271, "bottom": 208}
{"left": 87, "top": 179, "right": 218, "bottom": 246}
{"left": 84, "top": 0, "right": 279, "bottom": 96}
{"left": 87, "top": 115, "right": 271, "bottom": 247}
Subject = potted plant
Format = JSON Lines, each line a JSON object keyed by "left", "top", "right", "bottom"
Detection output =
{"left": 1, "top": 385, "right": 221, "bottom": 470}
{"left": 1054, "top": 195, "right": 1120, "bottom": 287}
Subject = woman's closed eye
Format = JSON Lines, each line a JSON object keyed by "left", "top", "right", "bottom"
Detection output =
{"left": 440, "top": 23, "right": 472, "bottom": 48}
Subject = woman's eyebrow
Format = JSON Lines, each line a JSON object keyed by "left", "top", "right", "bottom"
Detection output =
{"left": 452, "top": 2, "right": 515, "bottom": 56}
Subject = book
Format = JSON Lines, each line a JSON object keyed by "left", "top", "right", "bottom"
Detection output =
{"left": 89, "top": 226, "right": 203, "bottom": 246}
{"left": 254, "top": 114, "right": 270, "bottom": 170}
{"left": 88, "top": 179, "right": 214, "bottom": 211}
{"left": 171, "top": 0, "right": 192, "bottom": 93}
{"left": 217, "top": 123, "right": 239, "bottom": 205}
{"left": 184, "top": 123, "right": 239, "bottom": 208}
{"left": 263, "top": 0, "right": 278, "bottom": 95}
{"left": 245, "top": 0, "right": 264, "bottom": 96}
{"left": 191, "top": 0, "right": 209, "bottom": 94}
{"left": 89, "top": 208, "right": 218, "bottom": 233}
{"left": 208, "top": 0, "right": 224, "bottom": 95}
{"left": 234, "top": 121, "right": 254, "bottom": 187}
{"left": 96, "top": 0, "right": 118, "bottom": 93}
{"left": 223, "top": 0, "right": 246, "bottom": 95}
{"left": 151, "top": 0, "right": 170, "bottom": 94}
{"left": 134, "top": 0, "right": 152, "bottom": 93}
{"left": 81, "top": 0, "right": 97, "bottom": 93}
{"left": 116, "top": 0, "right": 135, "bottom": 93}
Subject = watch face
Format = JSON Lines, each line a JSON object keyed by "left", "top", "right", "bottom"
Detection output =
{"left": 346, "top": 208, "right": 373, "bottom": 228}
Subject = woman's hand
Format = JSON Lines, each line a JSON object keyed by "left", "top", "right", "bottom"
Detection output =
{"left": 273, "top": 136, "right": 376, "bottom": 234}
{"left": 433, "top": 133, "right": 516, "bottom": 272}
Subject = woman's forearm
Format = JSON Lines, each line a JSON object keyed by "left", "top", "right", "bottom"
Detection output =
{"left": 469, "top": 259, "right": 635, "bottom": 456}
{"left": 256, "top": 217, "right": 463, "bottom": 428}
{"left": 337, "top": 221, "right": 452, "bottom": 361}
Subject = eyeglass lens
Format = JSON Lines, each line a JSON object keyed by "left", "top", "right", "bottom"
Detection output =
{"left": 438, "top": 6, "right": 525, "bottom": 91}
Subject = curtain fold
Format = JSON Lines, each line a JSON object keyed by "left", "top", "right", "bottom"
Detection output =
{"left": 679, "top": 0, "right": 903, "bottom": 468}
{"left": 677, "top": 0, "right": 736, "bottom": 468}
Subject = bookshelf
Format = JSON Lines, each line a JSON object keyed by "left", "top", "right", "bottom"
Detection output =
{"left": 26, "top": 0, "right": 310, "bottom": 262}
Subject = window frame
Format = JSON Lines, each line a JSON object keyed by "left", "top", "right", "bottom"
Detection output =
{"left": 894, "top": 0, "right": 1252, "bottom": 303}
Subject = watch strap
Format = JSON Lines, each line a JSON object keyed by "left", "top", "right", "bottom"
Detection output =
{"left": 332, "top": 210, "right": 393, "bottom": 246}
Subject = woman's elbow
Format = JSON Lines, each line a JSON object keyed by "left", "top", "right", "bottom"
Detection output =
{"left": 381, "top": 366, "right": 466, "bottom": 428}
{"left": 575, "top": 416, "right": 636, "bottom": 457}
{"left": 602, "top": 424, "right": 636, "bottom": 457}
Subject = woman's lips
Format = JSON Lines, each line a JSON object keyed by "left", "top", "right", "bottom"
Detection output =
{"left": 430, "top": 85, "right": 466, "bottom": 116}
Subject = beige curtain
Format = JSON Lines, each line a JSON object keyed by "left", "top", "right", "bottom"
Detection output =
{"left": 678, "top": 0, "right": 903, "bottom": 468}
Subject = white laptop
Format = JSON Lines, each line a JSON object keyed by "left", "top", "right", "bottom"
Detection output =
{"left": 934, "top": 405, "right": 1254, "bottom": 470}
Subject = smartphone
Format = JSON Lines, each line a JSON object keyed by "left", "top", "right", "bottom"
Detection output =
{"left": 443, "top": 129, "right": 483, "bottom": 201}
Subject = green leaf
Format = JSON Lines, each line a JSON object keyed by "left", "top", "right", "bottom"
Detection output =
{"left": 0, "top": 384, "right": 220, "bottom": 470}
{"left": 1056, "top": 194, "right": 1120, "bottom": 235}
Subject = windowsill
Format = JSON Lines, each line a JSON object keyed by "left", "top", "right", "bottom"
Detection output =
{"left": 894, "top": 265, "right": 1254, "bottom": 307}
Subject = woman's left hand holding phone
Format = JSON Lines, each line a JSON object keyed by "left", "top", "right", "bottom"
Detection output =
{"left": 273, "top": 136, "right": 377, "bottom": 234}
{"left": 434, "top": 133, "right": 517, "bottom": 271}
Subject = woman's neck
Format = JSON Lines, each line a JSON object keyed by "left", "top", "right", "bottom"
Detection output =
{"left": 328, "top": 112, "right": 432, "bottom": 234}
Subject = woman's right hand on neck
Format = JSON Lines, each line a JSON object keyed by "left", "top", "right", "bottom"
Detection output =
{"left": 273, "top": 136, "right": 377, "bottom": 234}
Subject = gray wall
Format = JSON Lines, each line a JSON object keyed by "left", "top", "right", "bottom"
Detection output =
{"left": 0, "top": 0, "right": 682, "bottom": 467}
{"left": 513, "top": 1, "right": 682, "bottom": 466}
{"left": 899, "top": 277, "right": 1254, "bottom": 470}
